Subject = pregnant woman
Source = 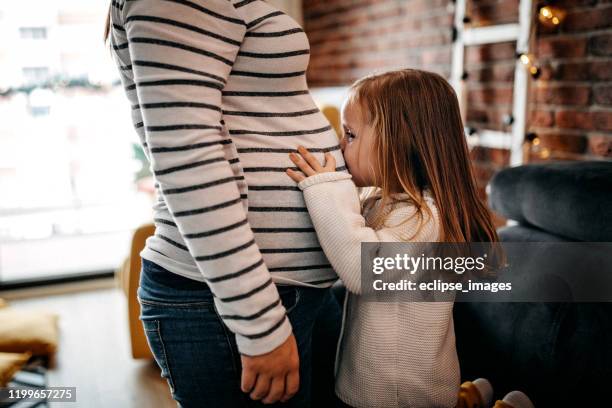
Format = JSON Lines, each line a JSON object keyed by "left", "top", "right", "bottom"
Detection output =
{"left": 105, "top": 1, "right": 343, "bottom": 406}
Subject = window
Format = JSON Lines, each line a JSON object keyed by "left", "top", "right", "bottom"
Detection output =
{"left": 22, "top": 67, "right": 50, "bottom": 84}
{"left": 1, "top": 4, "right": 152, "bottom": 286}
{"left": 19, "top": 27, "right": 48, "bottom": 39}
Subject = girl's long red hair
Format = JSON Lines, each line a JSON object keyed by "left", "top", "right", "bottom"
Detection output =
{"left": 349, "top": 69, "right": 498, "bottom": 243}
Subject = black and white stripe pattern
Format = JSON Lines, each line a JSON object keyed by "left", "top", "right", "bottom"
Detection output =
{"left": 109, "top": 0, "right": 344, "bottom": 355}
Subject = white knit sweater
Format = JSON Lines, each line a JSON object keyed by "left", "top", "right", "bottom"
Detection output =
{"left": 298, "top": 172, "right": 460, "bottom": 408}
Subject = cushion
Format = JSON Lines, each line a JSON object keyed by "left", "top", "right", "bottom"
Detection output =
{"left": 0, "top": 310, "right": 59, "bottom": 356}
{"left": 489, "top": 161, "right": 612, "bottom": 241}
{"left": 0, "top": 352, "right": 31, "bottom": 387}
{"left": 497, "top": 225, "right": 571, "bottom": 242}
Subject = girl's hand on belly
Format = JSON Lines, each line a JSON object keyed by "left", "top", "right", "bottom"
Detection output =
{"left": 286, "top": 146, "right": 336, "bottom": 183}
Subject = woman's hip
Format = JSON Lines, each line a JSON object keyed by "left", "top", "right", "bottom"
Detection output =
{"left": 136, "top": 258, "right": 341, "bottom": 407}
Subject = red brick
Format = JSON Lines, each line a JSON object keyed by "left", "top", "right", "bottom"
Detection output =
{"left": 465, "top": 42, "right": 516, "bottom": 64}
{"left": 527, "top": 151, "right": 586, "bottom": 163}
{"left": 537, "top": 37, "right": 587, "bottom": 59}
{"left": 420, "top": 48, "right": 452, "bottom": 65}
{"left": 562, "top": 6, "right": 612, "bottom": 32}
{"left": 555, "top": 0, "right": 597, "bottom": 6}
{"left": 466, "top": 107, "right": 512, "bottom": 131}
{"left": 555, "top": 110, "right": 612, "bottom": 131}
{"left": 488, "top": 148, "right": 511, "bottom": 166}
{"left": 535, "top": 85, "right": 591, "bottom": 105}
{"left": 534, "top": 133, "right": 588, "bottom": 154}
{"left": 589, "top": 33, "right": 612, "bottom": 56}
{"left": 468, "top": 0, "right": 519, "bottom": 26}
{"left": 467, "top": 87, "right": 514, "bottom": 105}
{"left": 471, "top": 163, "right": 496, "bottom": 184}
{"left": 539, "top": 62, "right": 586, "bottom": 81}
{"left": 530, "top": 110, "right": 555, "bottom": 127}
{"left": 555, "top": 110, "right": 594, "bottom": 130}
{"left": 592, "top": 111, "right": 612, "bottom": 131}
{"left": 590, "top": 61, "right": 612, "bottom": 81}
{"left": 470, "top": 147, "right": 510, "bottom": 166}
{"left": 588, "top": 134, "right": 612, "bottom": 157}
{"left": 594, "top": 85, "right": 612, "bottom": 106}
{"left": 403, "top": 32, "right": 450, "bottom": 48}
{"left": 467, "top": 108, "right": 489, "bottom": 124}
{"left": 468, "top": 64, "right": 515, "bottom": 82}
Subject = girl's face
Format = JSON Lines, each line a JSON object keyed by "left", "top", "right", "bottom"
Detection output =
{"left": 340, "top": 100, "right": 378, "bottom": 187}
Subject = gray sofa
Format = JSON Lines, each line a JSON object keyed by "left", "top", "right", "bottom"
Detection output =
{"left": 454, "top": 161, "right": 612, "bottom": 406}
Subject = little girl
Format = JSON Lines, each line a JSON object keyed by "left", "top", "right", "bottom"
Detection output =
{"left": 286, "top": 69, "right": 499, "bottom": 408}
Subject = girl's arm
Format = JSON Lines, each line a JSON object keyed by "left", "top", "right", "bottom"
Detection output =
{"left": 299, "top": 172, "right": 422, "bottom": 294}
{"left": 299, "top": 171, "right": 371, "bottom": 294}
{"left": 288, "top": 148, "right": 436, "bottom": 295}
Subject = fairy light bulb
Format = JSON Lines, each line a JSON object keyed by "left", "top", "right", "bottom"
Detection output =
{"left": 520, "top": 54, "right": 531, "bottom": 65}
{"left": 517, "top": 53, "right": 541, "bottom": 79}
{"left": 540, "top": 6, "right": 552, "bottom": 18}
{"left": 538, "top": 6, "right": 566, "bottom": 27}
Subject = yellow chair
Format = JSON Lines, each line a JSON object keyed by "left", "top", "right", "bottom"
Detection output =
{"left": 321, "top": 104, "right": 342, "bottom": 140}
{"left": 118, "top": 224, "right": 155, "bottom": 359}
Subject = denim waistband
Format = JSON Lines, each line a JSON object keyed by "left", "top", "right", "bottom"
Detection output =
{"left": 141, "top": 257, "right": 211, "bottom": 291}
{"left": 139, "top": 258, "right": 320, "bottom": 306}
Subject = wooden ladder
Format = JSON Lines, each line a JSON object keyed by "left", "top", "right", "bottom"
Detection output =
{"left": 450, "top": 0, "right": 536, "bottom": 166}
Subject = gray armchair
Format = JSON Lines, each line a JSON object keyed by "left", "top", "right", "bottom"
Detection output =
{"left": 453, "top": 161, "right": 612, "bottom": 406}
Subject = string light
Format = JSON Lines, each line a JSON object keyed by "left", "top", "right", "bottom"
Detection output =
{"left": 538, "top": 6, "right": 566, "bottom": 27}
{"left": 524, "top": 135, "right": 550, "bottom": 160}
{"left": 517, "top": 53, "right": 541, "bottom": 79}
{"left": 520, "top": 53, "right": 531, "bottom": 65}
{"left": 523, "top": 5, "right": 566, "bottom": 80}
{"left": 539, "top": 148, "right": 551, "bottom": 159}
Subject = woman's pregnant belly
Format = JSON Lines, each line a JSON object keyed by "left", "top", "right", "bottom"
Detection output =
{"left": 147, "top": 86, "right": 345, "bottom": 284}
{"left": 227, "top": 101, "right": 345, "bottom": 281}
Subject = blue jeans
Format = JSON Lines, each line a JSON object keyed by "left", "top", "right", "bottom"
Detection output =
{"left": 138, "top": 258, "right": 342, "bottom": 408}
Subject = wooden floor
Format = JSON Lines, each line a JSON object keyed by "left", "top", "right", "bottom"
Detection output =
{"left": 10, "top": 287, "right": 176, "bottom": 408}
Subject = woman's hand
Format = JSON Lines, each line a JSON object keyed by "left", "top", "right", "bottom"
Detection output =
{"left": 241, "top": 333, "right": 299, "bottom": 404}
{"left": 286, "top": 146, "right": 336, "bottom": 183}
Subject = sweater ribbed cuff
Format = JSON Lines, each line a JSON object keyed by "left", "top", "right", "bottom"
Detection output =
{"left": 235, "top": 315, "right": 293, "bottom": 356}
{"left": 298, "top": 171, "right": 353, "bottom": 190}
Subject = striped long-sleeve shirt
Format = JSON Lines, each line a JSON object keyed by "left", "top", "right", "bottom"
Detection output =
{"left": 109, "top": 0, "right": 345, "bottom": 355}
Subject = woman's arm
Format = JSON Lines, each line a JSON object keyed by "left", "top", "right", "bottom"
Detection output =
{"left": 121, "top": 0, "right": 290, "bottom": 356}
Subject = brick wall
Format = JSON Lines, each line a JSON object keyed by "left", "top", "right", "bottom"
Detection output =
{"left": 531, "top": 0, "right": 612, "bottom": 162}
{"left": 304, "top": 0, "right": 454, "bottom": 85}
{"left": 303, "top": 0, "right": 612, "bottom": 206}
